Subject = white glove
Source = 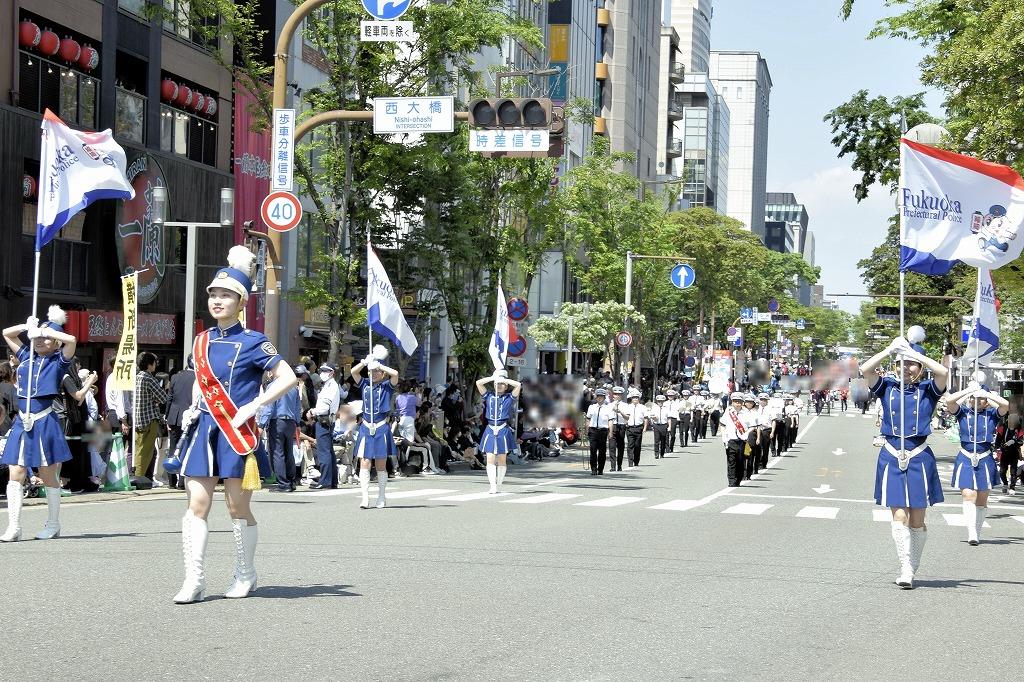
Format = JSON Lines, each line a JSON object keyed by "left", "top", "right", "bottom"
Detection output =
{"left": 25, "top": 316, "right": 39, "bottom": 329}
{"left": 367, "top": 360, "right": 381, "bottom": 371}
{"left": 888, "top": 337, "right": 910, "bottom": 354}
{"left": 230, "top": 401, "right": 261, "bottom": 429}
{"left": 181, "top": 407, "right": 197, "bottom": 427}
{"left": 967, "top": 381, "right": 981, "bottom": 392}
{"left": 26, "top": 327, "right": 44, "bottom": 340}
{"left": 362, "top": 356, "right": 372, "bottom": 367}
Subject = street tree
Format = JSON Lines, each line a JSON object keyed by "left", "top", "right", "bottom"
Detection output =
{"left": 526, "top": 302, "right": 645, "bottom": 374}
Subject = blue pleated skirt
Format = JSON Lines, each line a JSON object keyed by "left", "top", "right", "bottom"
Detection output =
{"left": 179, "top": 411, "right": 271, "bottom": 479}
{"left": 951, "top": 451, "right": 998, "bottom": 491}
{"left": 479, "top": 424, "right": 516, "bottom": 454}
{"left": 1, "top": 413, "right": 73, "bottom": 468}
{"left": 874, "top": 442, "right": 944, "bottom": 508}
{"left": 353, "top": 421, "right": 396, "bottom": 460}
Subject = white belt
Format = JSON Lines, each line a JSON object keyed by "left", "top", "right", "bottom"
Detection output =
{"left": 487, "top": 424, "right": 508, "bottom": 435}
{"left": 883, "top": 440, "right": 928, "bottom": 471}
{"left": 19, "top": 407, "right": 53, "bottom": 432}
{"left": 362, "top": 419, "right": 389, "bottom": 436}
{"left": 958, "top": 448, "right": 992, "bottom": 468}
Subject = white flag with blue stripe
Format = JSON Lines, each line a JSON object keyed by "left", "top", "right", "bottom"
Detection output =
{"left": 966, "top": 268, "right": 999, "bottom": 365}
{"left": 366, "top": 242, "right": 418, "bottom": 356}
{"left": 487, "top": 281, "right": 516, "bottom": 370}
{"left": 899, "top": 138, "right": 1024, "bottom": 274}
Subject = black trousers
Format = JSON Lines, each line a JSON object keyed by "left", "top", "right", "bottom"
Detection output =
{"left": 626, "top": 426, "right": 644, "bottom": 466}
{"left": 611, "top": 427, "right": 625, "bottom": 470}
{"left": 774, "top": 421, "right": 788, "bottom": 454}
{"left": 700, "top": 412, "right": 710, "bottom": 438}
{"left": 588, "top": 427, "right": 608, "bottom": 473}
{"left": 652, "top": 423, "right": 668, "bottom": 459}
{"left": 743, "top": 436, "right": 758, "bottom": 479}
{"left": 999, "top": 457, "right": 1019, "bottom": 488}
{"left": 691, "top": 411, "right": 702, "bottom": 442}
{"left": 677, "top": 413, "right": 691, "bottom": 447}
{"left": 758, "top": 429, "right": 772, "bottom": 468}
{"left": 668, "top": 418, "right": 677, "bottom": 450}
{"left": 787, "top": 419, "right": 799, "bottom": 448}
{"left": 268, "top": 417, "right": 297, "bottom": 487}
{"left": 726, "top": 439, "right": 745, "bottom": 487}
{"left": 709, "top": 410, "right": 721, "bottom": 437}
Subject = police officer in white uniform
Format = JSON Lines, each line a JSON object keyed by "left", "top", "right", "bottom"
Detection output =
{"left": 616, "top": 388, "right": 648, "bottom": 467}
{"left": 676, "top": 389, "right": 693, "bottom": 448}
{"left": 608, "top": 386, "right": 627, "bottom": 471}
{"left": 651, "top": 394, "right": 672, "bottom": 459}
{"left": 585, "top": 388, "right": 615, "bottom": 475}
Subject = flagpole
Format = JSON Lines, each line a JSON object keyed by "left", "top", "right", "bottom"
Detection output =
{"left": 972, "top": 269, "right": 982, "bottom": 461}
{"left": 367, "top": 235, "right": 375, "bottom": 431}
{"left": 898, "top": 139, "right": 906, "bottom": 462}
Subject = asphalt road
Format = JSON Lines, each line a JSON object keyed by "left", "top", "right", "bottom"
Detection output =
{"left": 3, "top": 407, "right": 1023, "bottom": 681}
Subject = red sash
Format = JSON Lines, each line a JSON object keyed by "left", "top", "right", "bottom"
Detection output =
{"left": 727, "top": 407, "right": 746, "bottom": 437}
{"left": 193, "top": 331, "right": 258, "bottom": 456}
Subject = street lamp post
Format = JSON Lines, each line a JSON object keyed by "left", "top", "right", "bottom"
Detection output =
{"left": 152, "top": 186, "right": 235, "bottom": 365}
{"left": 623, "top": 251, "right": 692, "bottom": 390}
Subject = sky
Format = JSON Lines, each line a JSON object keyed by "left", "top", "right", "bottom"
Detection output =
{"left": 708, "top": 0, "right": 942, "bottom": 313}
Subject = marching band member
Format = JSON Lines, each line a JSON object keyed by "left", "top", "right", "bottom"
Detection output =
{"left": 757, "top": 393, "right": 775, "bottom": 469}
{"left": 690, "top": 392, "right": 704, "bottom": 444}
{"left": 944, "top": 380, "right": 1008, "bottom": 545}
{"left": 1, "top": 306, "right": 76, "bottom": 542}
{"left": 617, "top": 388, "right": 648, "bottom": 467}
{"left": 609, "top": 387, "right": 627, "bottom": 471}
{"left": 351, "top": 346, "right": 400, "bottom": 508}
{"left": 651, "top": 394, "right": 672, "bottom": 459}
{"left": 173, "top": 247, "right": 297, "bottom": 603}
{"left": 719, "top": 392, "right": 750, "bottom": 487}
{"left": 585, "top": 388, "right": 614, "bottom": 475}
{"left": 784, "top": 394, "right": 800, "bottom": 449}
{"left": 860, "top": 327, "right": 948, "bottom": 589}
{"left": 665, "top": 389, "right": 680, "bottom": 452}
{"left": 675, "top": 389, "right": 693, "bottom": 449}
{"left": 707, "top": 392, "right": 722, "bottom": 438}
{"left": 476, "top": 369, "right": 522, "bottom": 493}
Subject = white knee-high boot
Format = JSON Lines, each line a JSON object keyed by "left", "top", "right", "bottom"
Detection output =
{"left": 496, "top": 465, "right": 507, "bottom": 492}
{"left": 173, "top": 511, "right": 208, "bottom": 604}
{"left": 359, "top": 468, "right": 370, "bottom": 509}
{"left": 975, "top": 506, "right": 987, "bottom": 544}
{"left": 908, "top": 526, "right": 927, "bottom": 583}
{"left": 225, "top": 519, "right": 258, "bottom": 598}
{"left": 963, "top": 500, "right": 978, "bottom": 545}
{"left": 486, "top": 463, "right": 497, "bottom": 494}
{"left": 376, "top": 468, "right": 387, "bottom": 509}
{"left": 35, "top": 487, "right": 61, "bottom": 540}
{"left": 1, "top": 481, "right": 23, "bottom": 542}
{"left": 891, "top": 521, "right": 914, "bottom": 589}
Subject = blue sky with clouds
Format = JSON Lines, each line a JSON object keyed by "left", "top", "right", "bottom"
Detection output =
{"left": 709, "top": 0, "right": 942, "bottom": 312}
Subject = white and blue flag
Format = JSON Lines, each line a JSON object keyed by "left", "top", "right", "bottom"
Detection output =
{"left": 966, "top": 268, "right": 999, "bottom": 365}
{"left": 36, "top": 109, "right": 134, "bottom": 251}
{"left": 487, "top": 281, "right": 518, "bottom": 370}
{"left": 366, "top": 243, "right": 418, "bottom": 355}
{"left": 899, "top": 138, "right": 1024, "bottom": 275}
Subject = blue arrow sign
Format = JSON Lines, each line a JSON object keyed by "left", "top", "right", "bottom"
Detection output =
{"left": 670, "top": 264, "right": 696, "bottom": 289}
{"left": 362, "top": 0, "right": 412, "bottom": 20}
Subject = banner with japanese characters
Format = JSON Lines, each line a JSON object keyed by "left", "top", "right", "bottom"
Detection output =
{"left": 112, "top": 272, "right": 138, "bottom": 390}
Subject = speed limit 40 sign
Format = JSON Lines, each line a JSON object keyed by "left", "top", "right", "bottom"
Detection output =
{"left": 261, "top": 191, "right": 303, "bottom": 232}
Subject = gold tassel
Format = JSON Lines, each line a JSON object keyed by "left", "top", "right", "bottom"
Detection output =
{"left": 241, "top": 453, "right": 261, "bottom": 491}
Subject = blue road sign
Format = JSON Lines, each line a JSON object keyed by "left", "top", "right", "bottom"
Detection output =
{"left": 767, "top": 298, "right": 780, "bottom": 313}
{"left": 670, "top": 263, "right": 696, "bottom": 289}
{"left": 796, "top": 318, "right": 805, "bottom": 330}
{"left": 362, "top": 0, "right": 412, "bottom": 21}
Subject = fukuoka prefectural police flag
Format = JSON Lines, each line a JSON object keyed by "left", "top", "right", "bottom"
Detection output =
{"left": 965, "top": 268, "right": 1000, "bottom": 365}
{"left": 487, "top": 281, "right": 519, "bottom": 370}
{"left": 899, "top": 138, "right": 1024, "bottom": 274}
{"left": 366, "top": 243, "right": 418, "bottom": 355}
{"left": 36, "top": 109, "right": 134, "bottom": 250}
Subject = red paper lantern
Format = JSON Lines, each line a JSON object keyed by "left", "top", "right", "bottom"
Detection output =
{"left": 23, "top": 175, "right": 37, "bottom": 199}
{"left": 192, "top": 93, "right": 205, "bottom": 112}
{"left": 204, "top": 97, "right": 217, "bottom": 117}
{"left": 77, "top": 45, "right": 99, "bottom": 71}
{"left": 19, "top": 21, "right": 40, "bottom": 49}
{"left": 174, "top": 85, "right": 192, "bottom": 108}
{"left": 38, "top": 29, "right": 60, "bottom": 56}
{"left": 160, "top": 78, "right": 178, "bottom": 102}
{"left": 58, "top": 37, "right": 81, "bottom": 64}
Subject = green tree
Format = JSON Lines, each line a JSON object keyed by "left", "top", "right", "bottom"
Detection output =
{"left": 526, "top": 302, "right": 645, "bottom": 373}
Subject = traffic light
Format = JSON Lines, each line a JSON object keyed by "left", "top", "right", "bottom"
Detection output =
{"left": 468, "top": 98, "right": 562, "bottom": 158}
{"left": 875, "top": 306, "right": 900, "bottom": 321}
{"left": 469, "top": 98, "right": 552, "bottom": 129}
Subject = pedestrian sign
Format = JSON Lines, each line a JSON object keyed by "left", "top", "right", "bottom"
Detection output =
{"left": 796, "top": 318, "right": 805, "bottom": 330}
{"left": 374, "top": 97, "right": 454, "bottom": 134}
{"left": 261, "top": 191, "right": 303, "bottom": 232}
{"left": 670, "top": 263, "right": 696, "bottom": 289}
{"left": 615, "top": 331, "right": 633, "bottom": 348}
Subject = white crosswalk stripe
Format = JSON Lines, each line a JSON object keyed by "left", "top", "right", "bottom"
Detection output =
{"left": 722, "top": 503, "right": 773, "bottom": 515}
{"left": 647, "top": 499, "right": 703, "bottom": 511}
{"left": 431, "top": 491, "right": 513, "bottom": 502}
{"left": 383, "top": 489, "right": 457, "bottom": 500}
{"left": 796, "top": 506, "right": 839, "bottom": 519}
{"left": 942, "top": 513, "right": 991, "bottom": 528}
{"left": 574, "top": 496, "right": 646, "bottom": 508}
{"left": 502, "top": 493, "right": 582, "bottom": 504}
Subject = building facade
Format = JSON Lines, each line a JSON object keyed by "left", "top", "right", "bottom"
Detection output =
{"left": 765, "top": 192, "right": 814, "bottom": 305}
{"left": 710, "top": 50, "right": 771, "bottom": 238}
{"left": 3, "top": 0, "right": 236, "bottom": 378}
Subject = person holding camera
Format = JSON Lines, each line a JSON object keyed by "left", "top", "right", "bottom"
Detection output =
{"left": 306, "top": 362, "right": 341, "bottom": 489}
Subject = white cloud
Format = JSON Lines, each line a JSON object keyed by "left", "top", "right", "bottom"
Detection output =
{"left": 787, "top": 165, "right": 895, "bottom": 314}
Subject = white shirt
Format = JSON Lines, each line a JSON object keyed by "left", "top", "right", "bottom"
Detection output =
{"left": 610, "top": 399, "right": 628, "bottom": 425}
{"left": 651, "top": 403, "right": 673, "bottom": 424}
{"left": 104, "top": 374, "right": 127, "bottom": 420}
{"left": 784, "top": 404, "right": 800, "bottom": 417}
{"left": 313, "top": 378, "right": 341, "bottom": 417}
{"left": 673, "top": 398, "right": 691, "bottom": 415}
{"left": 720, "top": 406, "right": 749, "bottom": 442}
{"left": 704, "top": 398, "right": 719, "bottom": 412}
{"left": 758, "top": 404, "right": 776, "bottom": 425}
{"left": 618, "top": 402, "right": 648, "bottom": 426}
{"left": 84, "top": 390, "right": 99, "bottom": 422}
{"left": 586, "top": 403, "right": 615, "bottom": 429}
